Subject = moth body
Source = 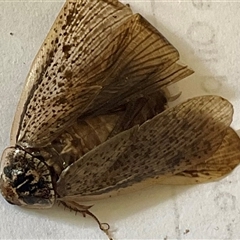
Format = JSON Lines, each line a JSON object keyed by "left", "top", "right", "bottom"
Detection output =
{"left": 1, "top": 1, "right": 240, "bottom": 240}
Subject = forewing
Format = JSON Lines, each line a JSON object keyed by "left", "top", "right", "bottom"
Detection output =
{"left": 12, "top": 1, "right": 193, "bottom": 148}
{"left": 159, "top": 127, "right": 240, "bottom": 184}
{"left": 12, "top": 0, "right": 133, "bottom": 147}
{"left": 56, "top": 95, "right": 233, "bottom": 198}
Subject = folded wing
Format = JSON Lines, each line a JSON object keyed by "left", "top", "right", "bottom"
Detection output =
{"left": 13, "top": 1, "right": 193, "bottom": 148}
{"left": 56, "top": 95, "right": 233, "bottom": 198}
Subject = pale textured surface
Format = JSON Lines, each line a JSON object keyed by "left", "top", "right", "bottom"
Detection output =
{"left": 1, "top": 1, "right": 240, "bottom": 240}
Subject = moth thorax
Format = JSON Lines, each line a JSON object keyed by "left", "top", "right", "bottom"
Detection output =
{"left": 0, "top": 147, "right": 55, "bottom": 208}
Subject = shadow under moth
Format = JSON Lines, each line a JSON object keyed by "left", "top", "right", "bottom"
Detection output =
{"left": 1, "top": 1, "right": 240, "bottom": 239}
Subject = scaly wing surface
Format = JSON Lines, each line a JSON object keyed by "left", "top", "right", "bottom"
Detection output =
{"left": 56, "top": 96, "right": 233, "bottom": 198}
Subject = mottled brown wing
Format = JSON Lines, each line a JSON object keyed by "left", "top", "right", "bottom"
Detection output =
{"left": 81, "top": 14, "right": 194, "bottom": 118}
{"left": 158, "top": 127, "right": 240, "bottom": 184}
{"left": 12, "top": 0, "right": 193, "bottom": 149}
{"left": 12, "top": 0, "right": 133, "bottom": 147}
{"left": 56, "top": 95, "right": 233, "bottom": 199}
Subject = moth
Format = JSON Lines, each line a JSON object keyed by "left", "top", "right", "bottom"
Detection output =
{"left": 1, "top": 0, "right": 240, "bottom": 239}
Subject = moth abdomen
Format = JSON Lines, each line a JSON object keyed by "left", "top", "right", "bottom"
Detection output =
{"left": 51, "top": 90, "right": 167, "bottom": 167}
{"left": 51, "top": 114, "right": 121, "bottom": 166}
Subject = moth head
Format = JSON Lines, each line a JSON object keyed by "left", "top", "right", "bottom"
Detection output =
{"left": 0, "top": 147, "right": 55, "bottom": 208}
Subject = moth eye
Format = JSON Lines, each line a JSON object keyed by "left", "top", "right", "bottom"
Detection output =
{"left": 0, "top": 147, "right": 55, "bottom": 208}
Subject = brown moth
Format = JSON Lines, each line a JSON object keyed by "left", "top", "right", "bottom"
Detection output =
{"left": 1, "top": 0, "right": 240, "bottom": 239}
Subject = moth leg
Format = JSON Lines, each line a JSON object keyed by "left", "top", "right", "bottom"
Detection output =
{"left": 38, "top": 146, "right": 64, "bottom": 175}
{"left": 59, "top": 200, "right": 113, "bottom": 240}
{"left": 59, "top": 133, "right": 74, "bottom": 155}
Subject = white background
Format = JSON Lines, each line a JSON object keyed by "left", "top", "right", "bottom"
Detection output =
{"left": 0, "top": 0, "right": 240, "bottom": 239}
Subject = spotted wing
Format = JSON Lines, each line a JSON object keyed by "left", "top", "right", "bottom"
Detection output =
{"left": 12, "top": 0, "right": 193, "bottom": 148}
{"left": 158, "top": 127, "right": 240, "bottom": 184}
{"left": 56, "top": 95, "right": 233, "bottom": 199}
{"left": 12, "top": 0, "right": 133, "bottom": 147}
